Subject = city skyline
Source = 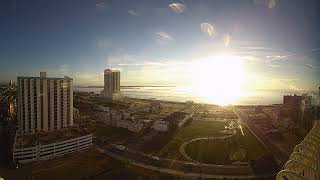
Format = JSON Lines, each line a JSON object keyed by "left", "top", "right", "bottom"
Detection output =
{"left": 1, "top": 1, "right": 320, "bottom": 179}
{"left": 0, "top": 0, "right": 320, "bottom": 91}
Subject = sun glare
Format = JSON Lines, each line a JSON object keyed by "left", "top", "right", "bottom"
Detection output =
{"left": 190, "top": 55, "right": 246, "bottom": 105}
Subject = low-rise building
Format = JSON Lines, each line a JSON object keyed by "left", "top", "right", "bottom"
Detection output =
{"left": 98, "top": 112, "right": 110, "bottom": 123}
{"left": 152, "top": 121, "right": 169, "bottom": 132}
{"left": 150, "top": 102, "right": 161, "bottom": 113}
{"left": 127, "top": 122, "right": 144, "bottom": 132}
{"left": 122, "top": 112, "right": 130, "bottom": 120}
{"left": 96, "top": 105, "right": 109, "bottom": 112}
{"left": 117, "top": 120, "right": 129, "bottom": 128}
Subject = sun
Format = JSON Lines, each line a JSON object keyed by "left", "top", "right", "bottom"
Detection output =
{"left": 190, "top": 54, "right": 246, "bottom": 105}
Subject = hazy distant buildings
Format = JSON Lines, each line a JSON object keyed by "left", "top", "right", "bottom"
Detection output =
{"left": 17, "top": 72, "right": 73, "bottom": 134}
{"left": 0, "top": 86, "right": 16, "bottom": 122}
{"left": 100, "top": 69, "right": 121, "bottom": 100}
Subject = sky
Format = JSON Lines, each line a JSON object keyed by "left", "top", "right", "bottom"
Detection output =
{"left": 0, "top": 0, "right": 319, "bottom": 91}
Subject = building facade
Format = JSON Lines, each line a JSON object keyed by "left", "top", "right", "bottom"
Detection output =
{"left": 152, "top": 121, "right": 169, "bottom": 132}
{"left": 73, "top": 107, "right": 80, "bottom": 121}
{"left": 100, "top": 69, "right": 121, "bottom": 100}
{"left": 13, "top": 134, "right": 92, "bottom": 163}
{"left": 17, "top": 72, "right": 73, "bottom": 134}
{"left": 282, "top": 94, "right": 306, "bottom": 128}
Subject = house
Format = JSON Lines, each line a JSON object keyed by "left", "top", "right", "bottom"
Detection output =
{"left": 152, "top": 121, "right": 169, "bottom": 132}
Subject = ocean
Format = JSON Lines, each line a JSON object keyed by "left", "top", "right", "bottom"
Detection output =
{"left": 74, "top": 86, "right": 317, "bottom": 105}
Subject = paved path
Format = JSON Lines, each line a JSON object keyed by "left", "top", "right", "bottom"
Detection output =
{"left": 95, "top": 145, "right": 276, "bottom": 179}
{"left": 179, "top": 130, "right": 236, "bottom": 161}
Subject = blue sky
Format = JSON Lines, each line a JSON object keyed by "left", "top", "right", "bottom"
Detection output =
{"left": 0, "top": 0, "right": 319, "bottom": 90}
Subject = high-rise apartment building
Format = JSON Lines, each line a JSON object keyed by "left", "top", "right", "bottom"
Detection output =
{"left": 17, "top": 72, "right": 73, "bottom": 134}
{"left": 100, "top": 69, "right": 121, "bottom": 100}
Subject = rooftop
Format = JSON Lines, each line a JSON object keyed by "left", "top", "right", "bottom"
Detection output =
{"left": 17, "top": 72, "right": 73, "bottom": 80}
{"left": 15, "top": 127, "right": 88, "bottom": 148}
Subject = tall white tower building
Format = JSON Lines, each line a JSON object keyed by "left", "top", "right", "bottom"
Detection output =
{"left": 17, "top": 72, "right": 73, "bottom": 134}
{"left": 100, "top": 69, "right": 121, "bottom": 100}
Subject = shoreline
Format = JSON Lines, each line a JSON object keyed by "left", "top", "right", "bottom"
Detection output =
{"left": 124, "top": 96, "right": 281, "bottom": 107}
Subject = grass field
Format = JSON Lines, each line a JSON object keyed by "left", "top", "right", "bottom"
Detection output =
{"left": 157, "top": 120, "right": 227, "bottom": 159}
{"left": 185, "top": 126, "right": 266, "bottom": 164}
{"left": 157, "top": 120, "right": 267, "bottom": 164}
{"left": 237, "top": 127, "right": 266, "bottom": 160}
{"left": 30, "top": 148, "right": 123, "bottom": 180}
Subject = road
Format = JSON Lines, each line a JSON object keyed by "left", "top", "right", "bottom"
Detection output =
{"left": 234, "top": 109, "right": 289, "bottom": 167}
{"left": 95, "top": 144, "right": 277, "bottom": 179}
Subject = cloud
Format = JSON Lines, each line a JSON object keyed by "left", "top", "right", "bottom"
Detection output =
{"left": 253, "top": 0, "right": 278, "bottom": 9}
{"left": 311, "top": 47, "right": 320, "bottom": 52}
{"left": 96, "top": 0, "right": 105, "bottom": 9}
{"left": 97, "top": 38, "right": 112, "bottom": 48}
{"left": 118, "top": 63, "right": 143, "bottom": 66}
{"left": 267, "top": 0, "right": 277, "bottom": 8}
{"left": 200, "top": 23, "right": 215, "bottom": 37}
{"left": 248, "top": 75, "right": 303, "bottom": 91}
{"left": 305, "top": 64, "right": 320, "bottom": 69}
{"left": 145, "top": 62, "right": 165, "bottom": 66}
{"left": 287, "top": 84, "right": 302, "bottom": 91}
{"left": 156, "top": 32, "right": 174, "bottom": 41}
{"left": 276, "top": 78, "right": 299, "bottom": 82}
{"left": 117, "top": 61, "right": 165, "bottom": 67}
{"left": 128, "top": 10, "right": 140, "bottom": 16}
{"left": 169, "top": 3, "right": 186, "bottom": 14}
{"left": 267, "top": 63, "right": 281, "bottom": 68}
{"left": 223, "top": 34, "right": 231, "bottom": 47}
{"left": 305, "top": 64, "right": 314, "bottom": 69}
{"left": 156, "top": 31, "right": 174, "bottom": 44}
{"left": 270, "top": 55, "right": 288, "bottom": 61}
{"left": 73, "top": 72, "right": 103, "bottom": 86}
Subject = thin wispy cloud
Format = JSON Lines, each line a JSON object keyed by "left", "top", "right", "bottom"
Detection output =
{"left": 169, "top": 3, "right": 186, "bottom": 14}
{"left": 97, "top": 38, "right": 112, "bottom": 48}
{"left": 253, "top": 0, "right": 278, "bottom": 9}
{"left": 156, "top": 32, "right": 174, "bottom": 41}
{"left": 118, "top": 63, "right": 143, "bottom": 66}
{"left": 311, "top": 47, "right": 320, "bottom": 53}
{"left": 270, "top": 47, "right": 320, "bottom": 61}
{"left": 96, "top": 0, "right": 105, "bottom": 8}
{"left": 128, "top": 10, "right": 140, "bottom": 16}
{"left": 305, "top": 63, "right": 320, "bottom": 69}
{"left": 267, "top": 63, "right": 281, "bottom": 68}
{"left": 270, "top": 55, "right": 288, "bottom": 61}
{"left": 73, "top": 72, "right": 103, "bottom": 86}
{"left": 223, "top": 34, "right": 231, "bottom": 47}
{"left": 267, "top": 0, "right": 277, "bottom": 8}
{"left": 156, "top": 31, "right": 174, "bottom": 44}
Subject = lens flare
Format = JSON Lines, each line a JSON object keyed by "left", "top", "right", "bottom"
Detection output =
{"left": 190, "top": 55, "right": 245, "bottom": 105}
{"left": 169, "top": 3, "right": 186, "bottom": 14}
{"left": 201, "top": 23, "right": 215, "bottom": 37}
